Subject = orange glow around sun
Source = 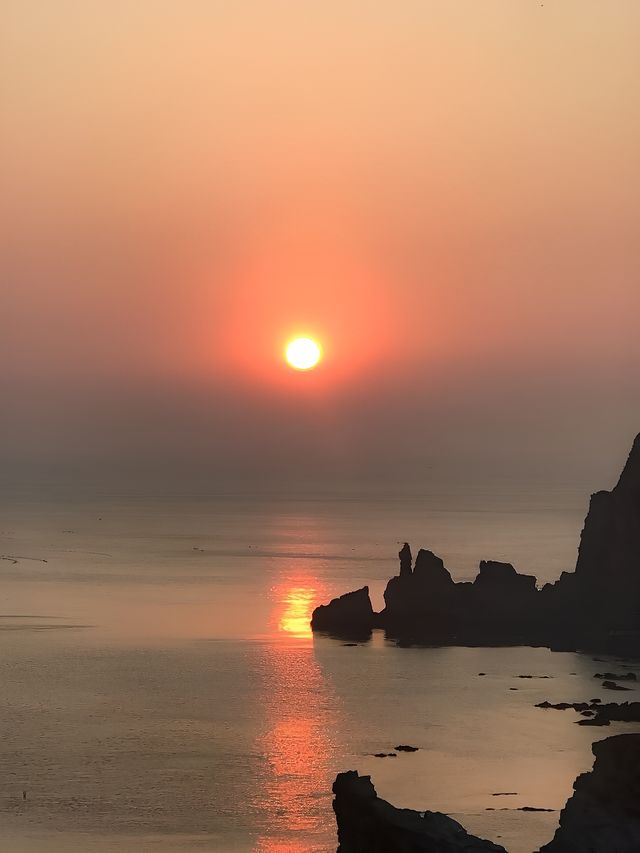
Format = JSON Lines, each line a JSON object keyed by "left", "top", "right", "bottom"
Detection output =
{"left": 213, "top": 209, "right": 401, "bottom": 389}
{"left": 285, "top": 337, "right": 322, "bottom": 371}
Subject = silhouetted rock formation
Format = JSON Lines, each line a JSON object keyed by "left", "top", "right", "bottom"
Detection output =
{"left": 332, "top": 770, "right": 506, "bottom": 852}
{"left": 539, "top": 734, "right": 640, "bottom": 852}
{"left": 310, "top": 586, "right": 374, "bottom": 640}
{"left": 399, "top": 542, "right": 413, "bottom": 578}
{"left": 312, "top": 432, "right": 640, "bottom": 654}
{"left": 332, "top": 735, "right": 640, "bottom": 852}
{"left": 380, "top": 550, "right": 542, "bottom": 645}
{"left": 538, "top": 431, "right": 640, "bottom": 653}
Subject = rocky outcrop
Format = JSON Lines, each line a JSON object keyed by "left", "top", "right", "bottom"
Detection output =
{"left": 310, "top": 586, "right": 374, "bottom": 640}
{"left": 332, "top": 770, "right": 506, "bottom": 852}
{"left": 575, "top": 434, "right": 640, "bottom": 588}
{"left": 568, "top": 431, "right": 640, "bottom": 650}
{"left": 380, "top": 551, "right": 541, "bottom": 645}
{"left": 539, "top": 734, "right": 640, "bottom": 852}
{"left": 311, "top": 432, "right": 640, "bottom": 654}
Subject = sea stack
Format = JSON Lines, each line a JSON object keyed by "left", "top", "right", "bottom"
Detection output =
{"left": 399, "top": 542, "right": 412, "bottom": 577}
{"left": 310, "top": 586, "right": 375, "bottom": 640}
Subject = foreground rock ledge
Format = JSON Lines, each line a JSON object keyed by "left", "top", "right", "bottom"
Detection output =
{"left": 332, "top": 734, "right": 640, "bottom": 853}
{"left": 312, "top": 431, "right": 640, "bottom": 654}
{"left": 332, "top": 770, "right": 506, "bottom": 852}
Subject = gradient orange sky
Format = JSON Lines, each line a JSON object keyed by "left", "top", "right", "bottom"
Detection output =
{"left": 2, "top": 1, "right": 640, "bottom": 489}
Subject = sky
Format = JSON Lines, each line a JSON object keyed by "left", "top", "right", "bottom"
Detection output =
{"left": 2, "top": 1, "right": 640, "bottom": 492}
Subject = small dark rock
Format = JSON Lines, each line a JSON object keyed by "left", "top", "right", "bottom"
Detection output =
{"left": 519, "top": 806, "right": 555, "bottom": 812}
{"left": 517, "top": 674, "right": 551, "bottom": 679}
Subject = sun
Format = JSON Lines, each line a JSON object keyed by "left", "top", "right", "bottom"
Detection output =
{"left": 285, "top": 337, "right": 322, "bottom": 371}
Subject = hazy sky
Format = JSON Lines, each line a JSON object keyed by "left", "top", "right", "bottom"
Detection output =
{"left": 2, "top": 1, "right": 640, "bottom": 490}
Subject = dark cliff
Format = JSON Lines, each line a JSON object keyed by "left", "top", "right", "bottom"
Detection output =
{"left": 538, "top": 733, "right": 640, "bottom": 852}
{"left": 571, "top": 432, "right": 640, "bottom": 641}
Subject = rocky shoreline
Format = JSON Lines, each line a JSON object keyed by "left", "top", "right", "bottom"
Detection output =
{"left": 313, "top": 433, "right": 640, "bottom": 656}
{"left": 333, "top": 734, "right": 640, "bottom": 853}
{"left": 535, "top": 698, "right": 640, "bottom": 727}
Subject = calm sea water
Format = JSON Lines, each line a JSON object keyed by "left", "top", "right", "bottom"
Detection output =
{"left": 1, "top": 488, "right": 638, "bottom": 852}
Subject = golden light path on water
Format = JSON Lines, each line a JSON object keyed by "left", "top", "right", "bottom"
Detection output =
{"left": 254, "top": 575, "right": 338, "bottom": 851}
{"left": 277, "top": 585, "right": 317, "bottom": 639}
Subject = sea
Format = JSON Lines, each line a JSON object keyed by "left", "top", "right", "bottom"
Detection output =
{"left": 1, "top": 485, "right": 638, "bottom": 852}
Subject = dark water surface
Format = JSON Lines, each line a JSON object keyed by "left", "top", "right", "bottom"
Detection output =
{"left": 1, "top": 491, "right": 638, "bottom": 851}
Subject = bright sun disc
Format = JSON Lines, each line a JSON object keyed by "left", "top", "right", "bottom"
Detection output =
{"left": 285, "top": 337, "right": 322, "bottom": 370}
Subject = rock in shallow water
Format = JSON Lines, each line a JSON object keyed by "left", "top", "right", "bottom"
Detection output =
{"left": 535, "top": 698, "right": 640, "bottom": 726}
{"left": 310, "top": 586, "right": 374, "bottom": 640}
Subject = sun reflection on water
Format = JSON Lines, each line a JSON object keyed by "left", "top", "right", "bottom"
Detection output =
{"left": 277, "top": 585, "right": 318, "bottom": 639}
{"left": 253, "top": 574, "right": 340, "bottom": 850}
{"left": 253, "top": 642, "right": 340, "bottom": 850}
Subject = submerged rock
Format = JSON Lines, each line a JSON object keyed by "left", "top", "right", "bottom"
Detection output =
{"left": 535, "top": 698, "right": 640, "bottom": 726}
{"left": 519, "top": 806, "right": 555, "bottom": 812}
{"left": 594, "top": 671, "right": 637, "bottom": 681}
{"left": 332, "top": 770, "right": 506, "bottom": 852}
{"left": 538, "top": 734, "right": 640, "bottom": 852}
